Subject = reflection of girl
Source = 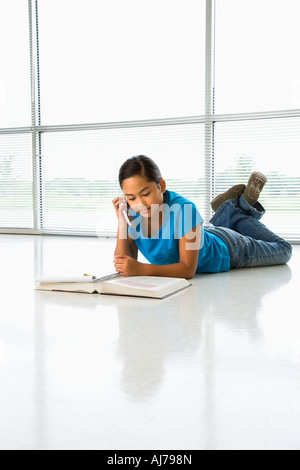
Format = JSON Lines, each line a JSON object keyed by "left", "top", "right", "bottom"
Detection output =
{"left": 112, "top": 155, "right": 292, "bottom": 278}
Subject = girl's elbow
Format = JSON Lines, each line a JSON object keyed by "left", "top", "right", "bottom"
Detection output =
{"left": 186, "top": 272, "right": 196, "bottom": 280}
{"left": 184, "top": 265, "right": 197, "bottom": 279}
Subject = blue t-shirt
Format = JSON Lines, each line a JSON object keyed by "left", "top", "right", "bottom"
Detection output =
{"left": 128, "top": 190, "right": 231, "bottom": 273}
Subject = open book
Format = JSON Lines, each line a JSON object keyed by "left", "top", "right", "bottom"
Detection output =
{"left": 35, "top": 274, "right": 191, "bottom": 299}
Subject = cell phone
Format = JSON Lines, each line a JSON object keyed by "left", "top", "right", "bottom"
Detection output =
{"left": 119, "top": 194, "right": 134, "bottom": 228}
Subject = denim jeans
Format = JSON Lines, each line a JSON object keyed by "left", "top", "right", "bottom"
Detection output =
{"left": 207, "top": 194, "right": 292, "bottom": 269}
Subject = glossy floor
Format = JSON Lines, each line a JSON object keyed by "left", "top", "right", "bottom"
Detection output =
{"left": 0, "top": 235, "right": 299, "bottom": 450}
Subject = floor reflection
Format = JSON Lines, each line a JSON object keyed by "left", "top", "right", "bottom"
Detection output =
{"left": 31, "top": 235, "right": 295, "bottom": 449}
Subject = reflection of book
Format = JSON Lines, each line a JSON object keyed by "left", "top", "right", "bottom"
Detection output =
{"left": 35, "top": 275, "right": 191, "bottom": 299}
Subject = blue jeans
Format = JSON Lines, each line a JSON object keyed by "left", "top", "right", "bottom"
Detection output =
{"left": 207, "top": 194, "right": 292, "bottom": 269}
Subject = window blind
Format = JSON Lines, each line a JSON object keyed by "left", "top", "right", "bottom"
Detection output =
{"left": 40, "top": 123, "right": 206, "bottom": 235}
{"left": 1, "top": 0, "right": 300, "bottom": 243}
{"left": 214, "top": 117, "right": 300, "bottom": 241}
{"left": 0, "top": 133, "right": 33, "bottom": 229}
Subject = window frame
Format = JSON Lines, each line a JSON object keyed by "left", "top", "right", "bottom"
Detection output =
{"left": 0, "top": 0, "right": 300, "bottom": 243}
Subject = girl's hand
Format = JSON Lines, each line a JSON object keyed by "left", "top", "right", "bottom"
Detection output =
{"left": 114, "top": 255, "right": 143, "bottom": 277}
{"left": 112, "top": 196, "right": 122, "bottom": 219}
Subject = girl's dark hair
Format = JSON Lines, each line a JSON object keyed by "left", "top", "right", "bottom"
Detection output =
{"left": 118, "top": 155, "right": 162, "bottom": 188}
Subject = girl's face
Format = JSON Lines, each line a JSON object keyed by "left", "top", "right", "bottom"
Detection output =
{"left": 122, "top": 175, "right": 166, "bottom": 218}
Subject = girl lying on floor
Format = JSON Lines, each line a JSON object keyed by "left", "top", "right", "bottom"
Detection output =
{"left": 112, "top": 155, "right": 292, "bottom": 278}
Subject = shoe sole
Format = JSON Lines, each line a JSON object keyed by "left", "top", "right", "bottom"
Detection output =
{"left": 246, "top": 172, "right": 267, "bottom": 200}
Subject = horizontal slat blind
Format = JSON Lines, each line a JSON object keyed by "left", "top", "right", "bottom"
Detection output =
{"left": 0, "top": 134, "right": 33, "bottom": 228}
{"left": 1, "top": 1, "right": 300, "bottom": 243}
{"left": 40, "top": 124, "right": 205, "bottom": 235}
{"left": 214, "top": 117, "right": 300, "bottom": 240}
